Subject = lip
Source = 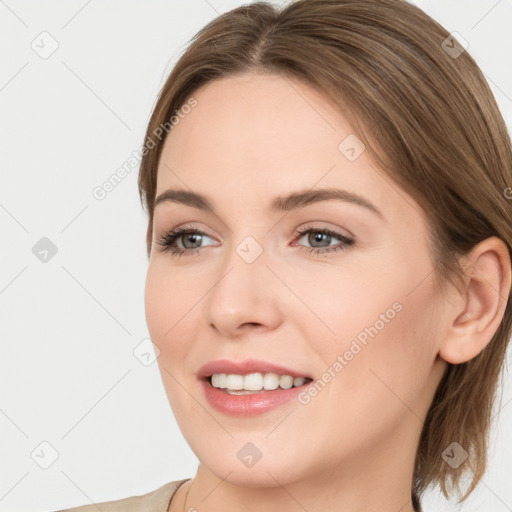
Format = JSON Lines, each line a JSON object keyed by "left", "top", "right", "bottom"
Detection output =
{"left": 197, "top": 358, "right": 312, "bottom": 380}
{"left": 197, "top": 358, "right": 313, "bottom": 417}
{"left": 200, "top": 379, "right": 311, "bottom": 417}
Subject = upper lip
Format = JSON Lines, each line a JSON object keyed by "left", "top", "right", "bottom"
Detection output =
{"left": 197, "top": 358, "right": 313, "bottom": 380}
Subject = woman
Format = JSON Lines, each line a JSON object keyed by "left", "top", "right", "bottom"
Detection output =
{"left": 57, "top": 0, "right": 512, "bottom": 510}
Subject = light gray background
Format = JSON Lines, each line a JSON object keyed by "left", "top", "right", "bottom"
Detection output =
{"left": 0, "top": 1, "right": 511, "bottom": 511}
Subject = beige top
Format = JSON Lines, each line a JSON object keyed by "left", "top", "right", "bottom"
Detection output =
{"left": 55, "top": 478, "right": 192, "bottom": 512}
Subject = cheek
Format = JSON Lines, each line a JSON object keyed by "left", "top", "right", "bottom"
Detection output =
{"left": 291, "top": 254, "right": 436, "bottom": 399}
{"left": 144, "top": 263, "right": 197, "bottom": 342}
{"left": 285, "top": 257, "right": 404, "bottom": 351}
{"left": 330, "top": 275, "right": 436, "bottom": 423}
{"left": 144, "top": 264, "right": 200, "bottom": 405}
{"left": 145, "top": 266, "right": 200, "bottom": 417}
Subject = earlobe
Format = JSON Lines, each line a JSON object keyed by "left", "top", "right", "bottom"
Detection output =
{"left": 438, "top": 236, "right": 511, "bottom": 365}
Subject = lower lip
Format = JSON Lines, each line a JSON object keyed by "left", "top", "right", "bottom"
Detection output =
{"left": 200, "top": 379, "right": 309, "bottom": 417}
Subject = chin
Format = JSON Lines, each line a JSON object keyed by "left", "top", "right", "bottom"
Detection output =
{"left": 185, "top": 431, "right": 314, "bottom": 486}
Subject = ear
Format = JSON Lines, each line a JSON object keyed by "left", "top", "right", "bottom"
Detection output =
{"left": 438, "top": 236, "right": 511, "bottom": 364}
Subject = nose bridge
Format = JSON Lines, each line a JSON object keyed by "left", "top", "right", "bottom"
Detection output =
{"left": 219, "top": 214, "right": 275, "bottom": 272}
{"left": 204, "top": 229, "right": 282, "bottom": 335}
{"left": 211, "top": 230, "right": 270, "bottom": 305}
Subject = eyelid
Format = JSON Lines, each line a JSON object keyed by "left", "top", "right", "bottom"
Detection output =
{"left": 293, "top": 220, "right": 354, "bottom": 238}
{"left": 155, "top": 221, "right": 218, "bottom": 239}
{"left": 157, "top": 219, "right": 351, "bottom": 239}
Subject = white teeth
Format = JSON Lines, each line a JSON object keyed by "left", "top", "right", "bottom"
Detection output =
{"left": 226, "top": 374, "right": 244, "bottom": 390}
{"left": 280, "top": 375, "right": 293, "bottom": 389}
{"left": 209, "top": 372, "right": 310, "bottom": 392}
{"left": 244, "top": 372, "right": 263, "bottom": 390}
{"left": 293, "top": 377, "right": 306, "bottom": 387}
{"left": 263, "top": 372, "right": 280, "bottom": 390}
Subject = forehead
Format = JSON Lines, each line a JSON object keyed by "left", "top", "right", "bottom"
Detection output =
{"left": 169, "top": 72, "right": 345, "bottom": 135}
{"left": 158, "top": 73, "right": 375, "bottom": 190}
{"left": 154, "top": 72, "right": 425, "bottom": 228}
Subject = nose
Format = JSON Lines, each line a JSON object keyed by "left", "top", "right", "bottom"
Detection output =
{"left": 204, "top": 247, "right": 283, "bottom": 339}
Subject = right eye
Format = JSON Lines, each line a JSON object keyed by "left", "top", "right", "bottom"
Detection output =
{"left": 155, "top": 227, "right": 217, "bottom": 257}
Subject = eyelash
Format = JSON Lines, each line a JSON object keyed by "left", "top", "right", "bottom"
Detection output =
{"left": 155, "top": 224, "right": 355, "bottom": 259}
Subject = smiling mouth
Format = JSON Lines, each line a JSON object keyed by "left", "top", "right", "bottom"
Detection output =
{"left": 206, "top": 373, "right": 313, "bottom": 395}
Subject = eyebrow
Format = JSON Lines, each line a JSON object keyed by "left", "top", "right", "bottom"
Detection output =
{"left": 154, "top": 187, "right": 385, "bottom": 221}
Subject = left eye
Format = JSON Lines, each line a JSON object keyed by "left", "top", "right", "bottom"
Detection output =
{"left": 292, "top": 226, "right": 355, "bottom": 255}
{"left": 155, "top": 225, "right": 355, "bottom": 257}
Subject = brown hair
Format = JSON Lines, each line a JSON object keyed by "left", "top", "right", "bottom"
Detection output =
{"left": 138, "top": 0, "right": 512, "bottom": 505}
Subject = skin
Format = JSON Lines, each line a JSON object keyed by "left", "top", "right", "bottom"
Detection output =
{"left": 144, "top": 71, "right": 511, "bottom": 512}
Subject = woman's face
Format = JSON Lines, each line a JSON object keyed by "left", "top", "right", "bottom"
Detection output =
{"left": 145, "top": 72, "right": 448, "bottom": 487}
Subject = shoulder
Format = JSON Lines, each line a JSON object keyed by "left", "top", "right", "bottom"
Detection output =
{"left": 54, "top": 478, "right": 191, "bottom": 512}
